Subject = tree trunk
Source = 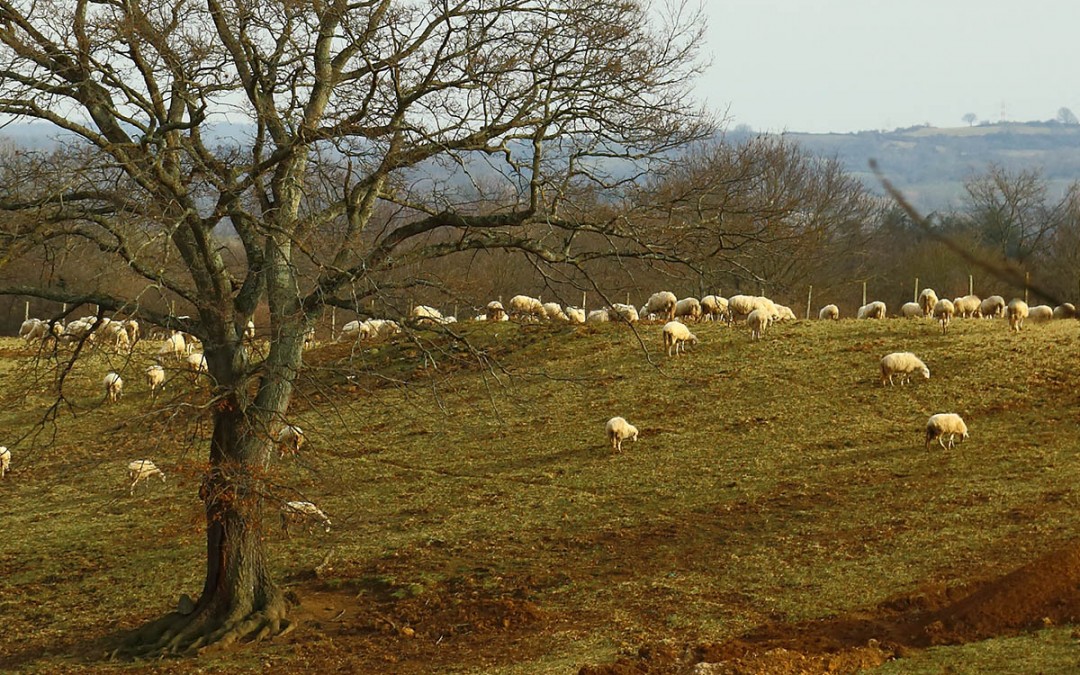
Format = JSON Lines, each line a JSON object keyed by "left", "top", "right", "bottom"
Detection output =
{"left": 117, "top": 346, "right": 300, "bottom": 657}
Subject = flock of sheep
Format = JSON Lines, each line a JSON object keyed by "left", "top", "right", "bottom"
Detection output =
{"left": 6, "top": 285, "right": 1070, "bottom": 533}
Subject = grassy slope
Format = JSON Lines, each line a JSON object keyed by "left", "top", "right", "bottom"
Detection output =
{"left": 0, "top": 316, "right": 1078, "bottom": 673}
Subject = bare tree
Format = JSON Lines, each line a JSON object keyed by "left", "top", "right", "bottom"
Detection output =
{"left": 1057, "top": 107, "right": 1079, "bottom": 125}
{"left": 0, "top": 0, "right": 710, "bottom": 655}
{"left": 962, "top": 112, "right": 977, "bottom": 127}
{"left": 962, "top": 164, "right": 1058, "bottom": 265}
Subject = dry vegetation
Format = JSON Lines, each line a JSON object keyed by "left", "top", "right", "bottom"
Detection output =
{"left": 1, "top": 315, "right": 1079, "bottom": 673}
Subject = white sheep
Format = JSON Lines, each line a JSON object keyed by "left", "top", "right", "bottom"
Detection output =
{"left": 244, "top": 320, "right": 256, "bottom": 340}
{"left": 899, "top": 302, "right": 923, "bottom": 319}
{"left": 918, "top": 288, "right": 939, "bottom": 316}
{"left": 145, "top": 365, "right": 165, "bottom": 399}
{"left": 772, "top": 304, "right": 797, "bottom": 322}
{"left": 123, "top": 319, "right": 140, "bottom": 345}
{"left": 700, "top": 295, "right": 730, "bottom": 322}
{"left": 880, "top": 352, "right": 930, "bottom": 386}
{"left": 542, "top": 302, "right": 569, "bottom": 322}
{"left": 485, "top": 301, "right": 506, "bottom": 322}
{"left": 980, "top": 295, "right": 1006, "bottom": 319}
{"left": 19, "top": 318, "right": 46, "bottom": 342}
{"left": 662, "top": 320, "right": 698, "bottom": 356}
{"left": 303, "top": 327, "right": 316, "bottom": 349}
{"left": 609, "top": 303, "right": 639, "bottom": 323}
{"left": 564, "top": 307, "right": 586, "bottom": 324}
{"left": 277, "top": 424, "right": 306, "bottom": 458}
{"left": 818, "top": 304, "right": 839, "bottom": 320}
{"left": 358, "top": 319, "right": 401, "bottom": 341}
{"left": 1, "top": 446, "right": 10, "bottom": 478}
{"left": 674, "top": 297, "right": 702, "bottom": 322}
{"left": 128, "top": 459, "right": 166, "bottom": 495}
{"left": 158, "top": 333, "right": 186, "bottom": 361}
{"left": 1053, "top": 303, "right": 1076, "bottom": 319}
{"left": 1027, "top": 305, "right": 1053, "bottom": 323}
{"left": 185, "top": 352, "right": 208, "bottom": 377}
{"left": 507, "top": 295, "right": 545, "bottom": 321}
{"left": 605, "top": 416, "right": 639, "bottom": 452}
{"left": 953, "top": 295, "right": 982, "bottom": 318}
{"left": 925, "top": 413, "right": 969, "bottom": 450}
{"left": 932, "top": 298, "right": 955, "bottom": 335}
{"left": 104, "top": 372, "right": 124, "bottom": 403}
{"left": 411, "top": 305, "right": 444, "bottom": 324}
{"left": 644, "top": 291, "right": 678, "bottom": 322}
{"left": 726, "top": 294, "right": 764, "bottom": 322}
{"left": 281, "top": 501, "right": 332, "bottom": 535}
{"left": 857, "top": 301, "right": 887, "bottom": 320}
{"left": 747, "top": 308, "right": 769, "bottom": 341}
{"left": 586, "top": 309, "right": 610, "bottom": 324}
{"left": 1006, "top": 298, "right": 1028, "bottom": 332}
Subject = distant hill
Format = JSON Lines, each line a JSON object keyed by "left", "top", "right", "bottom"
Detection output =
{"left": 775, "top": 121, "right": 1080, "bottom": 212}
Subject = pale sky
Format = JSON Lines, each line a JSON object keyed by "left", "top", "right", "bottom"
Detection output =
{"left": 699, "top": 0, "right": 1080, "bottom": 133}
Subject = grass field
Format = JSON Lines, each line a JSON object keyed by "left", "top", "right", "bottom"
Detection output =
{"left": 1, "top": 315, "right": 1079, "bottom": 673}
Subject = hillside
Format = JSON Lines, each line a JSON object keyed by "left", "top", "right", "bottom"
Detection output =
{"left": 777, "top": 121, "right": 1080, "bottom": 211}
{"left": 2, "top": 315, "right": 1080, "bottom": 673}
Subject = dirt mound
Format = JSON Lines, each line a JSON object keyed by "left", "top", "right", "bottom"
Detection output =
{"left": 580, "top": 539, "right": 1080, "bottom": 674}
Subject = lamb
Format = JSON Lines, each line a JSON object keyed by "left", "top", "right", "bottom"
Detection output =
{"left": 662, "top": 320, "right": 698, "bottom": 356}
{"left": 747, "top": 308, "right": 769, "bottom": 341}
{"left": 701, "top": 295, "right": 730, "bottom": 322}
{"left": 818, "top": 304, "right": 840, "bottom": 320}
{"left": 1027, "top": 305, "right": 1053, "bottom": 323}
{"left": 104, "top": 372, "right": 124, "bottom": 403}
{"left": 145, "top": 365, "right": 165, "bottom": 399}
{"left": 900, "top": 302, "right": 923, "bottom": 318}
{"left": 281, "top": 501, "right": 332, "bottom": 535}
{"left": 925, "top": 413, "right": 969, "bottom": 450}
{"left": 932, "top": 298, "right": 955, "bottom": 335}
{"left": 880, "top": 352, "right": 930, "bottom": 386}
{"left": 643, "top": 291, "right": 678, "bottom": 321}
{"left": 485, "top": 301, "right": 507, "bottom": 322}
{"left": 1, "top": 446, "right": 9, "bottom": 478}
{"left": 1006, "top": 298, "right": 1028, "bottom": 332}
{"left": 507, "top": 295, "right": 545, "bottom": 321}
{"left": 918, "top": 288, "right": 939, "bottom": 316}
{"left": 277, "top": 425, "right": 306, "bottom": 458}
{"left": 980, "top": 295, "right": 1006, "bottom": 319}
{"left": 605, "top": 416, "right": 639, "bottom": 452}
{"left": 128, "top": 459, "right": 166, "bottom": 495}
{"left": 857, "top": 301, "right": 887, "bottom": 320}
{"left": 953, "top": 295, "right": 982, "bottom": 318}
{"left": 674, "top": 297, "right": 702, "bottom": 322}
{"left": 1053, "top": 303, "right": 1077, "bottom": 319}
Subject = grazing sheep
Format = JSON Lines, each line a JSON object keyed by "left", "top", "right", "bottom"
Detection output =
{"left": 1053, "top": 303, "right": 1076, "bottom": 319}
{"left": 772, "top": 305, "right": 797, "bottom": 322}
{"left": 925, "top": 413, "right": 969, "bottom": 450}
{"left": 564, "top": 307, "right": 586, "bottom": 324}
{"left": 818, "top": 304, "right": 840, "bottom": 320}
{"left": 1006, "top": 299, "right": 1028, "bottom": 332}
{"left": 609, "top": 303, "right": 639, "bottom": 323}
{"left": 185, "top": 352, "right": 208, "bottom": 378}
{"left": 726, "top": 294, "right": 757, "bottom": 321}
{"left": 277, "top": 425, "right": 306, "bottom": 458}
{"left": 605, "top": 416, "right": 639, "bottom": 452}
{"left": 123, "top": 319, "right": 140, "bottom": 345}
{"left": 128, "top": 459, "right": 166, "bottom": 495}
{"left": 644, "top": 291, "right": 678, "bottom": 321}
{"left": 358, "top": 319, "right": 401, "bottom": 341}
{"left": 281, "top": 501, "right": 332, "bottom": 535}
{"left": 980, "top": 295, "right": 1006, "bottom": 319}
{"left": 880, "top": 352, "right": 930, "bottom": 386}
{"left": 158, "top": 333, "right": 186, "bottom": 361}
{"left": 145, "top": 365, "right": 165, "bottom": 399}
{"left": 747, "top": 308, "right": 769, "bottom": 341}
{"left": 953, "top": 295, "right": 982, "bottom": 318}
{"left": 899, "top": 302, "right": 923, "bottom": 319}
{"left": 1028, "top": 305, "right": 1053, "bottom": 323}
{"left": 932, "top": 298, "right": 955, "bottom": 335}
{"left": 19, "top": 318, "right": 46, "bottom": 342}
{"left": 411, "top": 305, "right": 444, "bottom": 324}
{"left": 507, "top": 295, "right": 545, "bottom": 321}
{"left": 701, "top": 295, "right": 730, "bottom": 322}
{"left": 918, "top": 288, "right": 939, "bottom": 316}
{"left": 104, "top": 372, "right": 124, "bottom": 403}
{"left": 542, "top": 302, "right": 569, "bottom": 322}
{"left": 1, "top": 446, "right": 9, "bottom": 478}
{"left": 674, "top": 297, "right": 702, "bottom": 322}
{"left": 586, "top": 309, "right": 610, "bottom": 324}
{"left": 485, "top": 301, "right": 506, "bottom": 322}
{"left": 857, "top": 301, "right": 887, "bottom": 320}
{"left": 662, "top": 320, "right": 698, "bottom": 356}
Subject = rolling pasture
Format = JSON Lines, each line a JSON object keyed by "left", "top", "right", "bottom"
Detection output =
{"left": 1, "top": 314, "right": 1079, "bottom": 673}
